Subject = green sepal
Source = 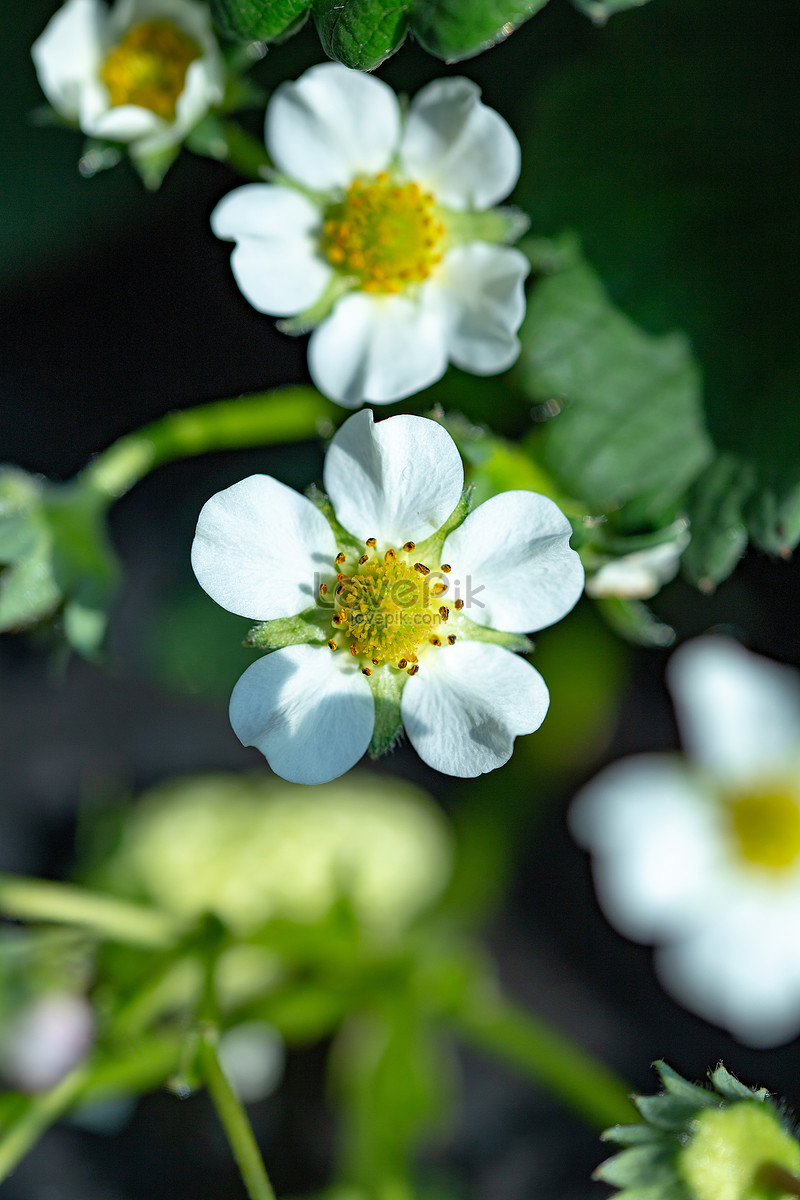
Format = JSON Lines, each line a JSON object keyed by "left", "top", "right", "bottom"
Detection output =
{"left": 571, "top": 0, "right": 650, "bottom": 23}
{"left": 246, "top": 609, "right": 329, "bottom": 651}
{"left": 445, "top": 205, "right": 530, "bottom": 248}
{"left": 278, "top": 275, "right": 353, "bottom": 336}
{"left": 77, "top": 138, "right": 123, "bottom": 178}
{"left": 655, "top": 1061, "right": 719, "bottom": 1109}
{"left": 745, "top": 472, "right": 800, "bottom": 558}
{"left": 594, "top": 596, "right": 675, "bottom": 649}
{"left": 454, "top": 616, "right": 532, "bottom": 653}
{"left": 414, "top": 486, "right": 474, "bottom": 562}
{"left": 709, "top": 1064, "right": 769, "bottom": 1105}
{"left": 595, "top": 1144, "right": 677, "bottom": 1189}
{"left": 681, "top": 454, "right": 755, "bottom": 592}
{"left": 131, "top": 142, "right": 180, "bottom": 191}
{"left": 367, "top": 668, "right": 405, "bottom": 758}
{"left": 0, "top": 542, "right": 62, "bottom": 631}
{"left": 601, "top": 1124, "right": 669, "bottom": 1148}
{"left": 306, "top": 485, "right": 368, "bottom": 557}
{"left": 634, "top": 1093, "right": 707, "bottom": 1132}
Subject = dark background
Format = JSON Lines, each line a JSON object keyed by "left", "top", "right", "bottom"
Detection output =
{"left": 1, "top": 0, "right": 800, "bottom": 1195}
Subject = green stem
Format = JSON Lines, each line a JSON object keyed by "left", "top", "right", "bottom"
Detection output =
{"left": 199, "top": 1028, "right": 277, "bottom": 1200}
{"left": 452, "top": 989, "right": 636, "bottom": 1130}
{"left": 218, "top": 119, "right": 275, "bottom": 180}
{"left": 0, "top": 873, "right": 179, "bottom": 948}
{"left": 0, "top": 1067, "right": 87, "bottom": 1183}
{"left": 80, "top": 387, "right": 337, "bottom": 502}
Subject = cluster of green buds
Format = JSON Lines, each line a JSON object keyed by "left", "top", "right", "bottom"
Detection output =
{"left": 599, "top": 1062, "right": 800, "bottom": 1200}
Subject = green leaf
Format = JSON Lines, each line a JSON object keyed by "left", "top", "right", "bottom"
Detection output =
{"left": 212, "top": 0, "right": 310, "bottom": 41}
{"left": 411, "top": 0, "right": 549, "bottom": 62}
{"left": 681, "top": 455, "right": 755, "bottom": 592}
{"left": 313, "top": 0, "right": 410, "bottom": 70}
{"left": 520, "top": 253, "right": 713, "bottom": 521}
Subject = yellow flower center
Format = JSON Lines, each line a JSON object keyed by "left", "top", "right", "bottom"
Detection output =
{"left": 321, "top": 540, "right": 461, "bottom": 675}
{"left": 322, "top": 174, "right": 447, "bottom": 294}
{"left": 726, "top": 782, "right": 800, "bottom": 872}
{"left": 100, "top": 20, "right": 201, "bottom": 121}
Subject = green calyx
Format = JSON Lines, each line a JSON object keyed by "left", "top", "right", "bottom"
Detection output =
{"left": 598, "top": 1062, "right": 800, "bottom": 1200}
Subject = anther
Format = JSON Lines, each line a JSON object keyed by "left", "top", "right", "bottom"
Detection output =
{"left": 328, "top": 639, "right": 338, "bottom": 651}
{"left": 319, "top": 583, "right": 328, "bottom": 595}
{"left": 430, "top": 635, "right": 442, "bottom": 647}
{"left": 439, "top": 606, "right": 449, "bottom": 620}
{"left": 366, "top": 537, "right": 377, "bottom": 547}
{"left": 447, "top": 634, "right": 457, "bottom": 645}
{"left": 407, "top": 664, "right": 419, "bottom": 676}
{"left": 385, "top": 548, "right": 396, "bottom": 563}
{"left": 362, "top": 667, "right": 372, "bottom": 676}
{"left": 432, "top": 582, "right": 448, "bottom": 595}
{"left": 336, "top": 573, "right": 347, "bottom": 582}
{"left": 403, "top": 541, "right": 415, "bottom": 552}
{"left": 454, "top": 599, "right": 464, "bottom": 610}
{"left": 397, "top": 658, "right": 408, "bottom": 669}
{"left": 441, "top": 564, "right": 451, "bottom": 573}
{"left": 335, "top": 551, "right": 346, "bottom": 565}
{"left": 371, "top": 658, "right": 380, "bottom": 666}
{"left": 332, "top": 612, "right": 344, "bottom": 626}
{"left": 350, "top": 643, "right": 358, "bottom": 656}
{"left": 358, "top": 554, "right": 369, "bottom": 565}
{"left": 414, "top": 563, "right": 430, "bottom": 575}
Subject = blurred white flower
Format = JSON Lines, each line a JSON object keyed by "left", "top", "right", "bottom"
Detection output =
{"left": 32, "top": 0, "right": 224, "bottom": 160}
{"left": 192, "top": 411, "right": 584, "bottom": 782}
{"left": 1, "top": 992, "right": 95, "bottom": 1092}
{"left": 571, "top": 636, "right": 800, "bottom": 1047}
{"left": 585, "top": 527, "right": 690, "bottom": 600}
{"left": 211, "top": 63, "right": 529, "bottom": 406}
{"left": 112, "top": 771, "right": 454, "bottom": 935}
{"left": 218, "top": 1022, "right": 285, "bottom": 1103}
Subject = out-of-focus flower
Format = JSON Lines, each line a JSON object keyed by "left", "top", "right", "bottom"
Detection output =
{"left": 1, "top": 992, "right": 95, "bottom": 1092}
{"left": 191, "top": 411, "right": 584, "bottom": 782}
{"left": 32, "top": 0, "right": 224, "bottom": 173}
{"left": 598, "top": 1061, "right": 800, "bottom": 1200}
{"left": 211, "top": 62, "right": 529, "bottom": 406}
{"left": 108, "top": 770, "right": 454, "bottom": 935}
{"left": 218, "top": 1021, "right": 285, "bottom": 1103}
{"left": 585, "top": 525, "right": 690, "bottom": 600}
{"left": 571, "top": 636, "right": 800, "bottom": 1046}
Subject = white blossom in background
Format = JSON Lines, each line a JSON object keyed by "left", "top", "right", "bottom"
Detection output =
{"left": 585, "top": 526, "right": 690, "bottom": 600}
{"left": 211, "top": 63, "right": 529, "bottom": 406}
{"left": 191, "top": 411, "right": 584, "bottom": 782}
{"left": 571, "top": 636, "right": 800, "bottom": 1047}
{"left": 32, "top": 0, "right": 224, "bottom": 161}
{"left": 1, "top": 992, "right": 95, "bottom": 1092}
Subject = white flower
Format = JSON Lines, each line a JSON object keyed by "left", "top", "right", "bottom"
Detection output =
{"left": 1, "top": 993, "right": 95, "bottom": 1092}
{"left": 585, "top": 526, "right": 690, "bottom": 600}
{"left": 191, "top": 411, "right": 584, "bottom": 783}
{"left": 211, "top": 63, "right": 529, "bottom": 407}
{"left": 32, "top": 0, "right": 224, "bottom": 159}
{"left": 570, "top": 636, "right": 800, "bottom": 1047}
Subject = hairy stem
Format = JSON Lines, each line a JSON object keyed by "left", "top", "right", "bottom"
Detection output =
{"left": 0, "top": 873, "right": 178, "bottom": 947}
{"left": 80, "top": 387, "right": 337, "bottom": 502}
{"left": 199, "top": 1029, "right": 277, "bottom": 1200}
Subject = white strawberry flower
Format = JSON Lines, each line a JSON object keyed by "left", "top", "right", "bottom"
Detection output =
{"left": 191, "top": 411, "right": 584, "bottom": 783}
{"left": 211, "top": 63, "right": 530, "bottom": 407}
{"left": 571, "top": 636, "right": 800, "bottom": 1047}
{"left": 31, "top": 0, "right": 224, "bottom": 161}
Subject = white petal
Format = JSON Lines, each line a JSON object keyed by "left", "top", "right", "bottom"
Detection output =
{"left": 667, "top": 637, "right": 800, "bottom": 782}
{"left": 323, "top": 410, "right": 464, "bottom": 546}
{"left": 81, "top": 100, "right": 163, "bottom": 142}
{"left": 442, "top": 491, "right": 584, "bottom": 634}
{"left": 585, "top": 533, "right": 689, "bottom": 600}
{"left": 570, "top": 755, "right": 729, "bottom": 943}
{"left": 229, "top": 645, "right": 374, "bottom": 784}
{"left": 401, "top": 642, "right": 549, "bottom": 777}
{"left": 400, "top": 77, "right": 520, "bottom": 210}
{"left": 656, "top": 891, "right": 800, "bottom": 1046}
{"left": 31, "top": 0, "right": 105, "bottom": 120}
{"left": 308, "top": 292, "right": 448, "bottom": 407}
{"left": 191, "top": 475, "right": 337, "bottom": 619}
{"left": 171, "top": 52, "right": 225, "bottom": 133}
{"left": 266, "top": 63, "right": 400, "bottom": 191}
{"left": 212, "top": 186, "right": 331, "bottom": 317}
{"left": 428, "top": 244, "right": 529, "bottom": 375}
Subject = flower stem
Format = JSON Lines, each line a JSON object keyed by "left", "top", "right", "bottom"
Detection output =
{"left": 0, "top": 872, "right": 179, "bottom": 947}
{"left": 199, "top": 1027, "right": 277, "bottom": 1200}
{"left": 80, "top": 387, "right": 337, "bottom": 503}
{"left": 0, "top": 1066, "right": 87, "bottom": 1183}
{"left": 452, "top": 988, "right": 636, "bottom": 1129}
{"left": 217, "top": 119, "right": 274, "bottom": 180}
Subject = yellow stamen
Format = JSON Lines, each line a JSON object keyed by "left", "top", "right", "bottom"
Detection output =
{"left": 100, "top": 20, "right": 201, "bottom": 121}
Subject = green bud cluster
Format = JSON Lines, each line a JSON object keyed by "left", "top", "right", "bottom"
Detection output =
{"left": 598, "top": 1061, "right": 800, "bottom": 1200}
